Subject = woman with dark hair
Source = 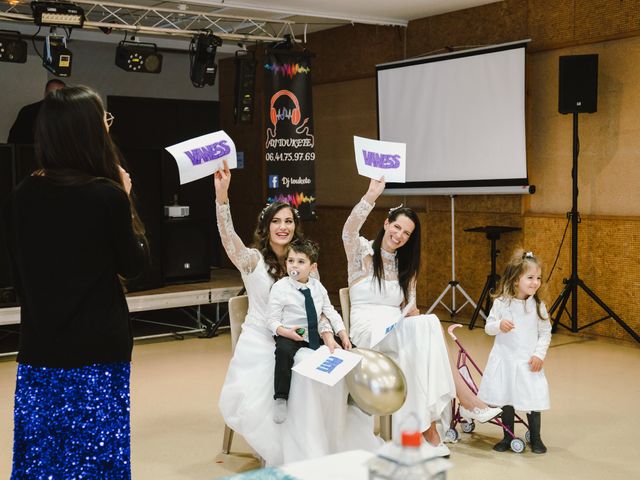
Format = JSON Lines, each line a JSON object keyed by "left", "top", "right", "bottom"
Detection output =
{"left": 215, "top": 161, "right": 378, "bottom": 465}
{"left": 5, "top": 86, "right": 146, "bottom": 478}
{"left": 343, "top": 177, "right": 457, "bottom": 456}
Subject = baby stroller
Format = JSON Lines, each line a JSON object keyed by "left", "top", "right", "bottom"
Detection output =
{"left": 444, "top": 324, "right": 528, "bottom": 453}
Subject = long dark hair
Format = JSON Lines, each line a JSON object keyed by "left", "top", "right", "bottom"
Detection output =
{"left": 252, "top": 202, "right": 303, "bottom": 280}
{"left": 372, "top": 207, "right": 421, "bottom": 301}
{"left": 34, "top": 85, "right": 146, "bottom": 240}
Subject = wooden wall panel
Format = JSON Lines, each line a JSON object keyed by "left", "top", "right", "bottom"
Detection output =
{"left": 214, "top": 0, "right": 640, "bottom": 342}
{"left": 527, "top": 36, "right": 640, "bottom": 216}
{"left": 524, "top": 214, "right": 640, "bottom": 342}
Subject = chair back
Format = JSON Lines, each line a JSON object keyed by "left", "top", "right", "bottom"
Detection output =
{"left": 228, "top": 295, "right": 248, "bottom": 353}
{"left": 339, "top": 287, "right": 351, "bottom": 334}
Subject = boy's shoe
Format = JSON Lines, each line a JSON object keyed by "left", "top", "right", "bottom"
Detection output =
{"left": 459, "top": 405, "right": 502, "bottom": 423}
{"left": 273, "top": 398, "right": 288, "bottom": 424}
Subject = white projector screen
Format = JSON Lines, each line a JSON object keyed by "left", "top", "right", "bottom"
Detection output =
{"left": 377, "top": 41, "right": 530, "bottom": 195}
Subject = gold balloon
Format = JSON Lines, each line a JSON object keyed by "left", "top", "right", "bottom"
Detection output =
{"left": 346, "top": 348, "right": 407, "bottom": 416}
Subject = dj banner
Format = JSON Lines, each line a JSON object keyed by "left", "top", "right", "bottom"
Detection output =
{"left": 264, "top": 51, "right": 316, "bottom": 220}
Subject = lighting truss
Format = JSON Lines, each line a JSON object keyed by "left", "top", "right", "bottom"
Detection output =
{"left": 0, "top": 0, "right": 297, "bottom": 42}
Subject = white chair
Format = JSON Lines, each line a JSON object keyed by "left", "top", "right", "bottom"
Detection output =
{"left": 221, "top": 294, "right": 248, "bottom": 454}
{"left": 339, "top": 287, "right": 393, "bottom": 441}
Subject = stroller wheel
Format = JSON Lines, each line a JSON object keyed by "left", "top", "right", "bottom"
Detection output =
{"left": 461, "top": 421, "right": 475, "bottom": 433}
{"left": 445, "top": 428, "right": 459, "bottom": 443}
{"left": 525, "top": 430, "right": 531, "bottom": 443}
{"left": 510, "top": 438, "right": 526, "bottom": 453}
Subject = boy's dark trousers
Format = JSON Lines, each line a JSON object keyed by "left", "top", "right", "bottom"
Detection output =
{"left": 273, "top": 335, "right": 354, "bottom": 400}
{"left": 274, "top": 336, "right": 308, "bottom": 400}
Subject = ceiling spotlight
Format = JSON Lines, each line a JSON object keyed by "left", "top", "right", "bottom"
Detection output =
{"left": 43, "top": 33, "right": 72, "bottom": 76}
{"left": 31, "top": 1, "right": 85, "bottom": 28}
{"left": 115, "top": 40, "right": 163, "bottom": 74}
{"left": 189, "top": 30, "right": 221, "bottom": 88}
{"left": 0, "top": 30, "right": 28, "bottom": 64}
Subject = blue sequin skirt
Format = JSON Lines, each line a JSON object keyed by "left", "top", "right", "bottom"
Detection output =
{"left": 12, "top": 362, "right": 131, "bottom": 480}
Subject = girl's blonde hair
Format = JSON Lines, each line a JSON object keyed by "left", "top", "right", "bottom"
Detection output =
{"left": 491, "top": 248, "right": 547, "bottom": 320}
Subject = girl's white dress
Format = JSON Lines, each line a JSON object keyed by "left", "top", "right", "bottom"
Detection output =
{"left": 343, "top": 199, "right": 456, "bottom": 441}
{"left": 216, "top": 202, "right": 380, "bottom": 466}
{"left": 477, "top": 296, "right": 552, "bottom": 411}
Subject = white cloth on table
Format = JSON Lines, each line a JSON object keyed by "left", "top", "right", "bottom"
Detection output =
{"left": 477, "top": 296, "right": 551, "bottom": 411}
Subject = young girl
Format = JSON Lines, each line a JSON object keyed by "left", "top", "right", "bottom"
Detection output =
{"left": 477, "top": 250, "right": 552, "bottom": 454}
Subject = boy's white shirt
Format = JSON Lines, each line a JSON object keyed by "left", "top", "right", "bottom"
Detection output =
{"left": 267, "top": 276, "right": 345, "bottom": 338}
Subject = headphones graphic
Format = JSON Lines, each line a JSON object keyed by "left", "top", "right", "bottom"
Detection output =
{"left": 269, "top": 89, "right": 301, "bottom": 126}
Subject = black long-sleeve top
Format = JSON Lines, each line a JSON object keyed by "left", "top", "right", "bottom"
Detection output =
{"left": 4, "top": 175, "right": 145, "bottom": 368}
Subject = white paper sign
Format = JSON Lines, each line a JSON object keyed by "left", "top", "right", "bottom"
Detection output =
{"left": 353, "top": 136, "right": 406, "bottom": 183}
{"left": 369, "top": 302, "right": 415, "bottom": 348}
{"left": 165, "top": 130, "right": 237, "bottom": 185}
{"left": 292, "top": 346, "right": 363, "bottom": 386}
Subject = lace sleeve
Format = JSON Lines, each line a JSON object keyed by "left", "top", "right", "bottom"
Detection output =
{"left": 405, "top": 278, "right": 417, "bottom": 309}
{"left": 216, "top": 201, "right": 259, "bottom": 274}
{"left": 342, "top": 198, "right": 374, "bottom": 284}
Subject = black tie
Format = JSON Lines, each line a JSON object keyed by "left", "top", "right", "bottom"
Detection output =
{"left": 299, "top": 288, "right": 321, "bottom": 349}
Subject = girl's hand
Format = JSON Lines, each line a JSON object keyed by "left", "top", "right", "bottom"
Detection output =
{"left": 276, "top": 326, "right": 304, "bottom": 342}
{"left": 337, "top": 330, "right": 352, "bottom": 350}
{"left": 363, "top": 176, "right": 385, "bottom": 204}
{"left": 214, "top": 160, "right": 231, "bottom": 204}
{"left": 119, "top": 166, "right": 132, "bottom": 195}
{"left": 528, "top": 355, "right": 543, "bottom": 372}
{"left": 321, "top": 331, "right": 340, "bottom": 353}
{"left": 499, "top": 319, "right": 515, "bottom": 333}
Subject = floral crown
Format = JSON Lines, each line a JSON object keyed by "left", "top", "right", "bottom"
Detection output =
{"left": 259, "top": 202, "right": 300, "bottom": 222}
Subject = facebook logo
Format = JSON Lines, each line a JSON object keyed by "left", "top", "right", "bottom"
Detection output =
{"left": 316, "top": 356, "right": 343, "bottom": 374}
{"left": 268, "top": 175, "right": 279, "bottom": 189}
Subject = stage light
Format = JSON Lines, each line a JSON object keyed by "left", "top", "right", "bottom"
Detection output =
{"left": 43, "top": 33, "right": 72, "bottom": 76}
{"left": 189, "top": 30, "right": 221, "bottom": 88}
{"left": 31, "top": 1, "right": 85, "bottom": 28}
{"left": 115, "top": 40, "right": 163, "bottom": 74}
{"left": 0, "top": 30, "right": 27, "bottom": 63}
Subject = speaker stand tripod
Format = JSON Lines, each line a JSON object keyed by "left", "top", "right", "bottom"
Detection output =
{"left": 427, "top": 195, "right": 482, "bottom": 318}
{"left": 466, "top": 225, "right": 521, "bottom": 330}
{"left": 550, "top": 113, "right": 639, "bottom": 343}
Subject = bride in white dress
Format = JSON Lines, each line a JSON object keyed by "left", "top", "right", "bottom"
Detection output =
{"left": 215, "top": 162, "right": 378, "bottom": 466}
{"left": 342, "top": 178, "right": 457, "bottom": 455}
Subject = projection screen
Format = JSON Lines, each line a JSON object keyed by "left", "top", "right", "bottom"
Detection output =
{"left": 376, "top": 40, "right": 531, "bottom": 195}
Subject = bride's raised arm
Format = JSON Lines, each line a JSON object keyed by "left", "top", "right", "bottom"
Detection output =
{"left": 342, "top": 177, "right": 385, "bottom": 283}
{"left": 215, "top": 161, "right": 260, "bottom": 274}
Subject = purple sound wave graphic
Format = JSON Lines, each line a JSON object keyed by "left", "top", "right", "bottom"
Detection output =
{"left": 268, "top": 192, "right": 316, "bottom": 208}
{"left": 264, "top": 63, "right": 311, "bottom": 79}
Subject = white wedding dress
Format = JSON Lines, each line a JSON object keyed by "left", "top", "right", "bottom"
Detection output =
{"left": 343, "top": 199, "right": 456, "bottom": 441}
{"left": 216, "top": 202, "right": 380, "bottom": 466}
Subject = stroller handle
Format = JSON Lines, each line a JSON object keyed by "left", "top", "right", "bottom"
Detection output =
{"left": 447, "top": 323, "right": 464, "bottom": 340}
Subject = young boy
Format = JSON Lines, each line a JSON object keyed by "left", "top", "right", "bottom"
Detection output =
{"left": 267, "top": 239, "right": 351, "bottom": 424}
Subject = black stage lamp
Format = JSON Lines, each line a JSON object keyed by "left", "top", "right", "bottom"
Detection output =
{"left": 0, "top": 30, "right": 28, "bottom": 63}
{"left": 189, "top": 30, "right": 221, "bottom": 88}
{"left": 31, "top": 1, "right": 85, "bottom": 28}
{"left": 43, "top": 33, "right": 72, "bottom": 76}
{"left": 115, "top": 41, "right": 163, "bottom": 74}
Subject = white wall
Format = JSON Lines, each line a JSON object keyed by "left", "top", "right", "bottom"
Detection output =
{"left": 0, "top": 38, "right": 221, "bottom": 142}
